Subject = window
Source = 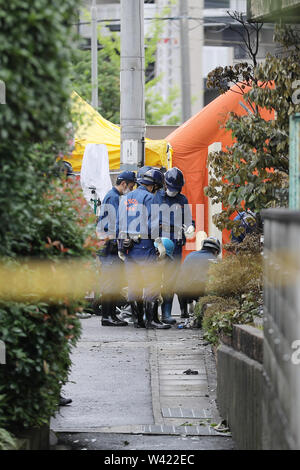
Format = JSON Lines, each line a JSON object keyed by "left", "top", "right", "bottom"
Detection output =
{"left": 204, "top": 0, "right": 230, "bottom": 8}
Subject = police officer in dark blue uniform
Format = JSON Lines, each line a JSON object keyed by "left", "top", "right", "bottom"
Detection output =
{"left": 136, "top": 165, "right": 153, "bottom": 182}
{"left": 136, "top": 166, "right": 164, "bottom": 192}
{"left": 153, "top": 167, "right": 195, "bottom": 324}
{"left": 177, "top": 237, "right": 221, "bottom": 320}
{"left": 231, "top": 210, "right": 257, "bottom": 243}
{"left": 117, "top": 168, "right": 163, "bottom": 329}
{"left": 97, "top": 171, "right": 136, "bottom": 326}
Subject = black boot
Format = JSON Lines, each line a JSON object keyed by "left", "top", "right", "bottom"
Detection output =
{"left": 101, "top": 300, "right": 128, "bottom": 326}
{"left": 152, "top": 302, "right": 171, "bottom": 329}
{"left": 92, "top": 297, "right": 102, "bottom": 316}
{"left": 161, "top": 298, "right": 177, "bottom": 325}
{"left": 145, "top": 301, "right": 169, "bottom": 329}
{"left": 179, "top": 296, "right": 189, "bottom": 319}
{"left": 131, "top": 301, "right": 146, "bottom": 328}
{"left": 59, "top": 395, "right": 72, "bottom": 406}
{"left": 145, "top": 301, "right": 155, "bottom": 329}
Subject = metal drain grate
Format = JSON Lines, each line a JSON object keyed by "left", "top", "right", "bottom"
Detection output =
{"left": 161, "top": 407, "right": 212, "bottom": 419}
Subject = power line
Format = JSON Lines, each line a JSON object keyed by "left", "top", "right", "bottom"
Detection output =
{"left": 71, "top": 16, "right": 214, "bottom": 26}
{"left": 71, "top": 15, "right": 245, "bottom": 28}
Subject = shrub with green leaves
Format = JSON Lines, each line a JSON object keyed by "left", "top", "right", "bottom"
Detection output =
{"left": 205, "top": 234, "right": 262, "bottom": 301}
{"left": 0, "top": 301, "right": 81, "bottom": 430}
{"left": 195, "top": 235, "right": 263, "bottom": 345}
{"left": 0, "top": 428, "right": 18, "bottom": 450}
{"left": 0, "top": 0, "right": 98, "bottom": 431}
{"left": 197, "top": 294, "right": 260, "bottom": 345}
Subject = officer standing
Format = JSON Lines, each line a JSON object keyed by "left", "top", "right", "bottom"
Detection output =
{"left": 97, "top": 171, "right": 136, "bottom": 326}
{"left": 117, "top": 168, "right": 164, "bottom": 329}
{"left": 153, "top": 167, "right": 195, "bottom": 324}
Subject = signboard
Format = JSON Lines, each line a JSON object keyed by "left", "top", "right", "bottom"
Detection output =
{"left": 122, "top": 139, "right": 138, "bottom": 166}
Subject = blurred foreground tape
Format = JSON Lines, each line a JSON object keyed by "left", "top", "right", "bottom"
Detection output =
{"left": 0, "top": 251, "right": 297, "bottom": 302}
{"left": 0, "top": 260, "right": 100, "bottom": 301}
{"left": 264, "top": 251, "right": 300, "bottom": 286}
{"left": 0, "top": 259, "right": 200, "bottom": 301}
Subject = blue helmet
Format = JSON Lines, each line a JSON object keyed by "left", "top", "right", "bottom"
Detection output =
{"left": 137, "top": 166, "right": 152, "bottom": 181}
{"left": 165, "top": 167, "right": 185, "bottom": 191}
{"left": 151, "top": 169, "right": 164, "bottom": 189}
{"left": 116, "top": 171, "right": 137, "bottom": 184}
{"left": 137, "top": 168, "right": 157, "bottom": 186}
{"left": 154, "top": 237, "right": 175, "bottom": 260}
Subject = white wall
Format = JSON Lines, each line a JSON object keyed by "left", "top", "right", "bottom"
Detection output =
{"left": 203, "top": 46, "right": 234, "bottom": 77}
{"left": 208, "top": 142, "right": 223, "bottom": 252}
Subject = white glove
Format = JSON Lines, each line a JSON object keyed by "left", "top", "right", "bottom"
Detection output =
{"left": 154, "top": 237, "right": 166, "bottom": 259}
{"left": 184, "top": 224, "right": 195, "bottom": 239}
{"left": 118, "top": 251, "right": 126, "bottom": 262}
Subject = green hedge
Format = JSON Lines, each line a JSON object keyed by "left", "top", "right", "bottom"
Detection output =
{"left": 197, "top": 235, "right": 263, "bottom": 345}
{"left": 0, "top": 0, "right": 97, "bottom": 431}
{"left": 0, "top": 301, "right": 81, "bottom": 429}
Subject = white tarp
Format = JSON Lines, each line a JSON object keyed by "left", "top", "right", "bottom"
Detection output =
{"left": 80, "top": 143, "right": 112, "bottom": 213}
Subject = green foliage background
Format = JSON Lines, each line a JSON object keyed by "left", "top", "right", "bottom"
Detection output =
{"left": 0, "top": 0, "right": 97, "bottom": 430}
{"left": 69, "top": 6, "right": 180, "bottom": 125}
{"left": 205, "top": 25, "right": 300, "bottom": 232}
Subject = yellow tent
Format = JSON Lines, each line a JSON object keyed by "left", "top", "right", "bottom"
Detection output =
{"left": 66, "top": 91, "right": 171, "bottom": 173}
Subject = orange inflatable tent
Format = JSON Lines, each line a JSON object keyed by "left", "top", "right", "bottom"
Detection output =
{"left": 166, "top": 84, "right": 273, "bottom": 250}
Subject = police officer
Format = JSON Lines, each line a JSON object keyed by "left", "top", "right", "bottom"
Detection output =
{"left": 151, "top": 237, "right": 175, "bottom": 329}
{"left": 97, "top": 171, "right": 136, "bottom": 326}
{"left": 117, "top": 169, "right": 163, "bottom": 329}
{"left": 153, "top": 167, "right": 195, "bottom": 324}
{"left": 178, "top": 237, "right": 221, "bottom": 319}
{"left": 136, "top": 165, "right": 153, "bottom": 183}
{"left": 231, "top": 210, "right": 257, "bottom": 243}
{"left": 151, "top": 168, "right": 164, "bottom": 193}
{"left": 136, "top": 166, "right": 164, "bottom": 193}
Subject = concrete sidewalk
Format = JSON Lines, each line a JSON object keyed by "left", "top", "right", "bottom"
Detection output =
{"left": 51, "top": 314, "right": 235, "bottom": 450}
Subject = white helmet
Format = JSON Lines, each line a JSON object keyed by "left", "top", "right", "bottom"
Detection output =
{"left": 202, "top": 237, "right": 221, "bottom": 255}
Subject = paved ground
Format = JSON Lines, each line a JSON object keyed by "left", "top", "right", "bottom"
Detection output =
{"left": 51, "top": 306, "right": 236, "bottom": 451}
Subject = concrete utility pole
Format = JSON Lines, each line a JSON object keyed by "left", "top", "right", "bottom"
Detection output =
{"left": 180, "top": 0, "right": 192, "bottom": 123}
{"left": 120, "top": 0, "right": 145, "bottom": 170}
{"left": 91, "top": 0, "right": 98, "bottom": 109}
{"left": 189, "top": 0, "right": 204, "bottom": 114}
{"left": 289, "top": 113, "right": 300, "bottom": 209}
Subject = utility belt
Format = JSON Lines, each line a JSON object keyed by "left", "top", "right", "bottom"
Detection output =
{"left": 128, "top": 234, "right": 142, "bottom": 243}
{"left": 118, "top": 233, "right": 154, "bottom": 254}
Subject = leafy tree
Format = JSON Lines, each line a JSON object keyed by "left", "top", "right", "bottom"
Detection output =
{"left": 69, "top": 5, "right": 180, "bottom": 125}
{"left": 146, "top": 84, "right": 180, "bottom": 125}
{"left": 0, "top": 0, "right": 98, "bottom": 431}
{"left": 205, "top": 21, "right": 300, "bottom": 232}
{"left": 0, "top": 1, "right": 80, "bottom": 257}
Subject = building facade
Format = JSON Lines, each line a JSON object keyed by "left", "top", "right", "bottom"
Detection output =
{"left": 247, "top": 0, "right": 300, "bottom": 23}
{"left": 80, "top": 1, "right": 276, "bottom": 124}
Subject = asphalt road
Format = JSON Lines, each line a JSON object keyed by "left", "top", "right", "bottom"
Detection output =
{"left": 51, "top": 309, "right": 236, "bottom": 451}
